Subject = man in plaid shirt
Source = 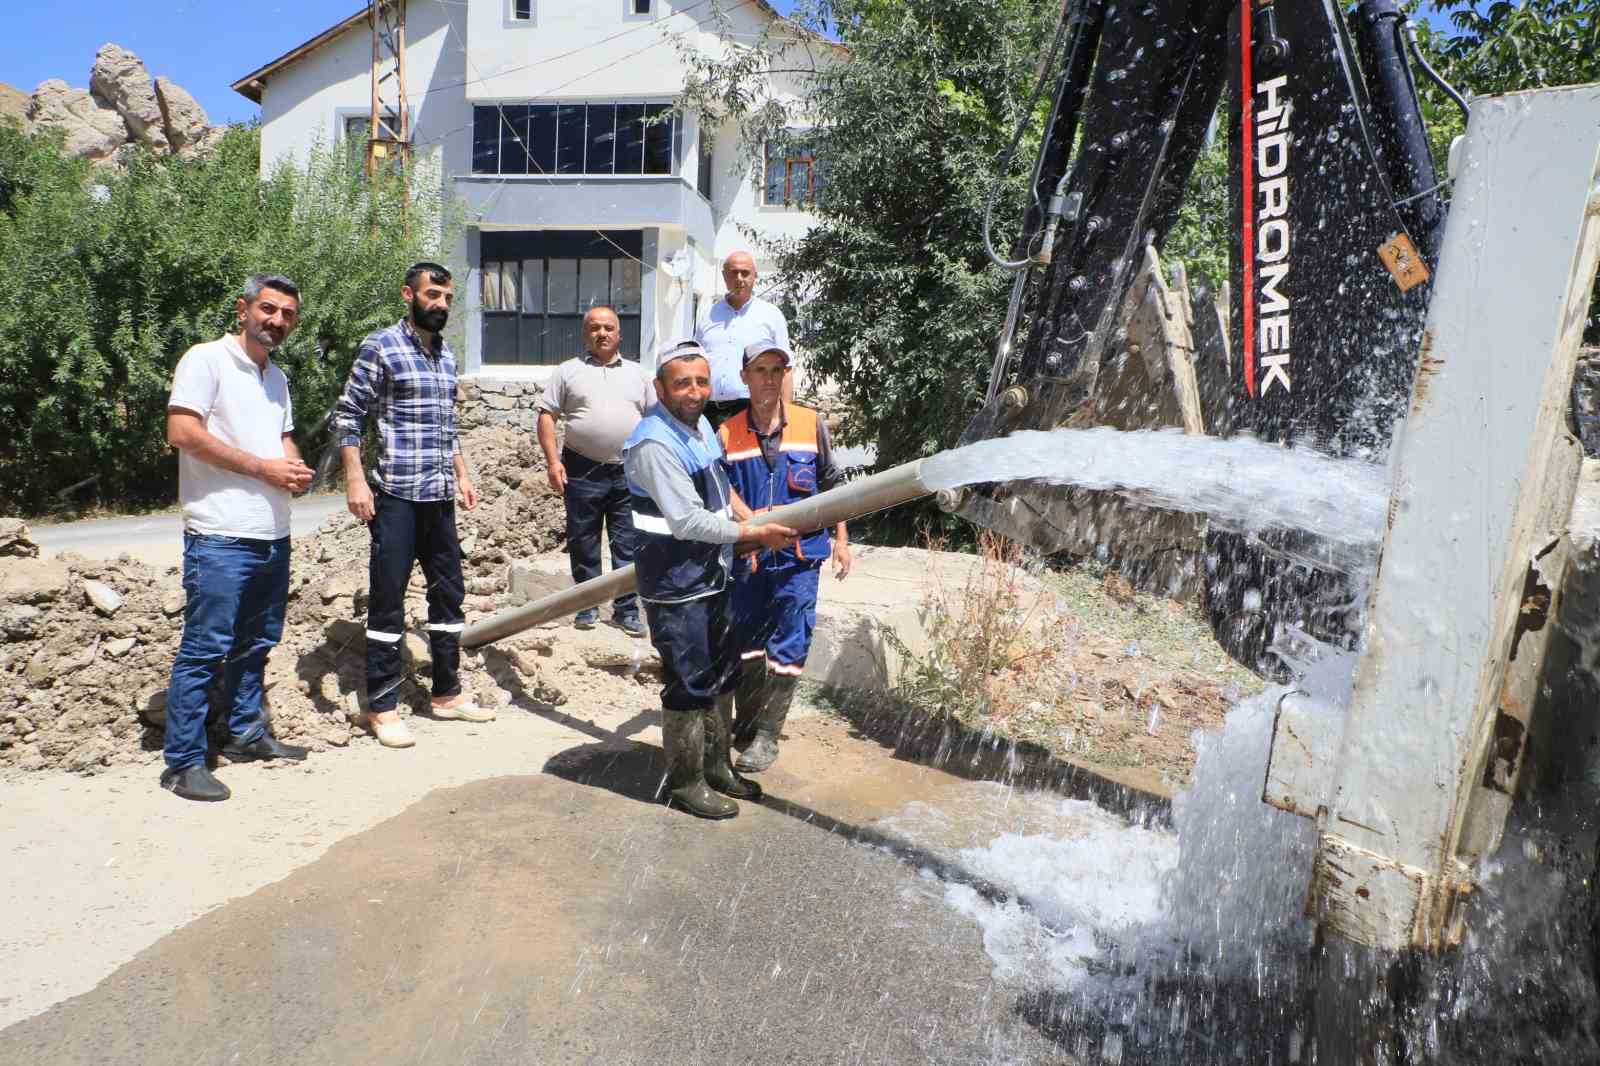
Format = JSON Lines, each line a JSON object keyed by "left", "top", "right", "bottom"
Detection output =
{"left": 335, "top": 262, "right": 491, "bottom": 749}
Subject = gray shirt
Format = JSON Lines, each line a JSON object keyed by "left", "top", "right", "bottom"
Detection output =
{"left": 537, "top": 353, "right": 653, "bottom": 463}
{"left": 623, "top": 412, "right": 742, "bottom": 546}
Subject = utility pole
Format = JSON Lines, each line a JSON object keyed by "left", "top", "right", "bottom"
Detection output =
{"left": 366, "top": 0, "right": 411, "bottom": 190}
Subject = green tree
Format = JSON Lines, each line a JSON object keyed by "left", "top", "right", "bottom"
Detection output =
{"left": 682, "top": 0, "right": 1058, "bottom": 539}
{"left": 0, "top": 122, "right": 455, "bottom": 514}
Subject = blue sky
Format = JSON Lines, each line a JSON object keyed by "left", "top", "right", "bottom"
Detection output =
{"left": 3, "top": 1, "right": 803, "bottom": 126}
{"left": 7, "top": 1, "right": 1460, "bottom": 128}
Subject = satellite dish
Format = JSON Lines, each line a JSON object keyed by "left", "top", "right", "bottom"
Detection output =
{"left": 661, "top": 249, "right": 693, "bottom": 279}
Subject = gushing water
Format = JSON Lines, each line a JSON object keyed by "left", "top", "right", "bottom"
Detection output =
{"left": 922, "top": 427, "right": 1388, "bottom": 560}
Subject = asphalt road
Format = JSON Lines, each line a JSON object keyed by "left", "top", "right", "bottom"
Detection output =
{"left": 0, "top": 726, "right": 1078, "bottom": 1066}
{"left": 27, "top": 494, "right": 348, "bottom": 568}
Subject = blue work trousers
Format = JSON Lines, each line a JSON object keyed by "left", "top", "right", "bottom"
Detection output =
{"left": 731, "top": 560, "right": 821, "bottom": 676}
{"left": 643, "top": 590, "right": 739, "bottom": 711}
{"left": 164, "top": 533, "right": 290, "bottom": 770}
{"left": 562, "top": 448, "right": 639, "bottom": 619}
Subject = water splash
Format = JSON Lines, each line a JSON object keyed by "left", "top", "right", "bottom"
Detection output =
{"left": 922, "top": 426, "right": 1388, "bottom": 562}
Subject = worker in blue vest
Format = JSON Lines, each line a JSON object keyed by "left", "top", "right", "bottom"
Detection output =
{"left": 622, "top": 339, "right": 798, "bottom": 819}
{"left": 718, "top": 341, "right": 852, "bottom": 773}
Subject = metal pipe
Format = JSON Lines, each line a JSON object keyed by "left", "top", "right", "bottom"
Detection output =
{"left": 462, "top": 457, "right": 934, "bottom": 649}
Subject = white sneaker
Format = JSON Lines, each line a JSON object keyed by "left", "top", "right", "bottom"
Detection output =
{"left": 432, "top": 700, "right": 495, "bottom": 723}
{"left": 364, "top": 714, "right": 415, "bottom": 748}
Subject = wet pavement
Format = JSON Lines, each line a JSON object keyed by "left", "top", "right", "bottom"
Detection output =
{"left": 1, "top": 721, "right": 1076, "bottom": 1065}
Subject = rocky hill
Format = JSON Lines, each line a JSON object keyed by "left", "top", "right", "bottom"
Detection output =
{"left": 12, "top": 44, "right": 224, "bottom": 164}
{"left": 0, "top": 81, "right": 26, "bottom": 129}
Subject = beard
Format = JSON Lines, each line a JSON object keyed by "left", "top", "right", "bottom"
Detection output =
{"left": 411, "top": 298, "right": 449, "bottom": 334}
{"left": 662, "top": 393, "right": 706, "bottom": 426}
{"left": 245, "top": 320, "right": 287, "bottom": 351}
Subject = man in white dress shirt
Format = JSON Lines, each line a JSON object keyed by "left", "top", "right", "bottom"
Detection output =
{"left": 693, "top": 251, "right": 792, "bottom": 429}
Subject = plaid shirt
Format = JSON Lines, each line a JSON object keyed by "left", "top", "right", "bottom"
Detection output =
{"left": 335, "top": 320, "right": 461, "bottom": 502}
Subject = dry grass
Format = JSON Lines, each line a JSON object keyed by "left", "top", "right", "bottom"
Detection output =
{"left": 889, "top": 534, "right": 1263, "bottom": 794}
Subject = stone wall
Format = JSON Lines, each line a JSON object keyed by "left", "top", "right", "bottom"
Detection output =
{"left": 458, "top": 378, "right": 545, "bottom": 435}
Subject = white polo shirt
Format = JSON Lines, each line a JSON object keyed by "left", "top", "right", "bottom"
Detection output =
{"left": 168, "top": 334, "right": 294, "bottom": 540}
{"left": 695, "top": 295, "right": 791, "bottom": 402}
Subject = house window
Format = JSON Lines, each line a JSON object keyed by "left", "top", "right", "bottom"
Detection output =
{"left": 511, "top": 0, "right": 532, "bottom": 20}
{"left": 632, "top": 0, "right": 653, "bottom": 13}
{"left": 471, "top": 102, "right": 677, "bottom": 177}
{"left": 345, "top": 113, "right": 405, "bottom": 171}
{"left": 696, "top": 132, "right": 713, "bottom": 201}
{"left": 763, "top": 130, "right": 824, "bottom": 207}
{"left": 481, "top": 231, "right": 647, "bottom": 366}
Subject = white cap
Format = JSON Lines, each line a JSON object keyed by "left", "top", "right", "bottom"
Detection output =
{"left": 654, "top": 338, "right": 708, "bottom": 368}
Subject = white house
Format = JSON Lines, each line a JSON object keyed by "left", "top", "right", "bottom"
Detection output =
{"left": 232, "top": 0, "right": 832, "bottom": 382}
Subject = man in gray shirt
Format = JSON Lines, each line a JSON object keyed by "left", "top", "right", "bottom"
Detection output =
{"left": 537, "top": 306, "right": 654, "bottom": 635}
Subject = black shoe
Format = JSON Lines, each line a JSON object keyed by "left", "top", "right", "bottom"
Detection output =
{"left": 611, "top": 614, "right": 646, "bottom": 638}
{"left": 160, "top": 764, "right": 231, "bottom": 802}
{"left": 219, "top": 733, "right": 309, "bottom": 763}
{"left": 574, "top": 610, "right": 598, "bottom": 630}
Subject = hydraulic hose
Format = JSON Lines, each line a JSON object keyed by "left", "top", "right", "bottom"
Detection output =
{"left": 981, "top": 14, "right": 1071, "bottom": 271}
{"left": 1403, "top": 19, "right": 1471, "bottom": 127}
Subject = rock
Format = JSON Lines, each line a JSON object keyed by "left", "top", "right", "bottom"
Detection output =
{"left": 1, "top": 604, "right": 42, "bottom": 640}
{"left": 153, "top": 76, "right": 207, "bottom": 151}
{"left": 24, "top": 651, "right": 55, "bottom": 686}
{"left": 319, "top": 574, "right": 361, "bottom": 604}
{"left": 0, "top": 558, "right": 73, "bottom": 605}
{"left": 104, "top": 636, "right": 136, "bottom": 657}
{"left": 324, "top": 730, "right": 351, "bottom": 747}
{"left": 0, "top": 81, "right": 27, "bottom": 129}
{"left": 0, "top": 519, "right": 39, "bottom": 558}
{"left": 89, "top": 44, "right": 168, "bottom": 151}
{"left": 506, "top": 561, "right": 567, "bottom": 607}
{"left": 26, "top": 80, "right": 128, "bottom": 163}
{"left": 180, "top": 124, "right": 226, "bottom": 159}
{"left": 161, "top": 589, "right": 185, "bottom": 616}
{"left": 402, "top": 632, "right": 431, "bottom": 666}
{"left": 137, "top": 690, "right": 167, "bottom": 727}
{"left": 83, "top": 579, "right": 123, "bottom": 615}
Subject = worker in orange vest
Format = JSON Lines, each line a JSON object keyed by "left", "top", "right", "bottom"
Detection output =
{"left": 717, "top": 341, "right": 852, "bottom": 771}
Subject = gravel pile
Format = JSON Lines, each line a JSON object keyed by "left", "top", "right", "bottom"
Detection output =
{"left": 0, "top": 425, "right": 583, "bottom": 775}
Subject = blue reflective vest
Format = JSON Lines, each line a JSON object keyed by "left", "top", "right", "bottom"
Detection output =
{"left": 717, "top": 404, "right": 831, "bottom": 568}
{"left": 623, "top": 406, "right": 733, "bottom": 603}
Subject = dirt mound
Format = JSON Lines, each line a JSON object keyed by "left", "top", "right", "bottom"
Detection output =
{"left": 0, "top": 425, "right": 594, "bottom": 775}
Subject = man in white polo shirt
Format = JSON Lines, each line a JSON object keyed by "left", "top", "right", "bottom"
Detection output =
{"left": 694, "top": 251, "right": 792, "bottom": 429}
{"left": 162, "top": 273, "right": 314, "bottom": 802}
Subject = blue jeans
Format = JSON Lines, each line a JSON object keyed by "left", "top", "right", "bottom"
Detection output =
{"left": 164, "top": 533, "right": 290, "bottom": 770}
{"left": 563, "top": 448, "right": 639, "bottom": 619}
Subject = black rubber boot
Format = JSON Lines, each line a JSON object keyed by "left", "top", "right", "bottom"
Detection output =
{"left": 732, "top": 660, "right": 769, "bottom": 750}
{"left": 735, "top": 674, "right": 799, "bottom": 773}
{"left": 661, "top": 708, "right": 738, "bottom": 819}
{"left": 704, "top": 692, "right": 762, "bottom": 801}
